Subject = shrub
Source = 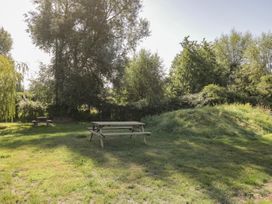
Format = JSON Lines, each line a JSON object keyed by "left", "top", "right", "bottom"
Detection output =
{"left": 18, "top": 99, "right": 45, "bottom": 122}
{"left": 198, "top": 84, "right": 228, "bottom": 106}
{"left": 257, "top": 75, "right": 272, "bottom": 107}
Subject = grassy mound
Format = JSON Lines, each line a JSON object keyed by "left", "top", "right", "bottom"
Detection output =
{"left": 143, "top": 104, "right": 272, "bottom": 203}
{"left": 145, "top": 103, "right": 272, "bottom": 139}
{"left": 0, "top": 104, "right": 271, "bottom": 203}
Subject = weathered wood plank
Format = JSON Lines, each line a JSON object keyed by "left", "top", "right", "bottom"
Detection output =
{"left": 102, "top": 132, "right": 151, "bottom": 136}
{"left": 89, "top": 130, "right": 151, "bottom": 136}
{"left": 91, "top": 121, "right": 145, "bottom": 126}
{"left": 101, "top": 126, "right": 133, "bottom": 130}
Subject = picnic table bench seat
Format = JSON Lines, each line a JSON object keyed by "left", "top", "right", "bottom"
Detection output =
{"left": 88, "top": 126, "right": 134, "bottom": 130}
{"left": 88, "top": 121, "right": 151, "bottom": 148}
{"left": 89, "top": 130, "right": 151, "bottom": 136}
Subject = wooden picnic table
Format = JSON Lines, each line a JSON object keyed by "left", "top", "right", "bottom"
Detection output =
{"left": 32, "top": 116, "right": 53, "bottom": 126}
{"left": 88, "top": 121, "right": 151, "bottom": 148}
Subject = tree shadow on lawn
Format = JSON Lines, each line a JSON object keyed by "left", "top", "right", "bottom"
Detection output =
{"left": 0, "top": 123, "right": 88, "bottom": 138}
{"left": 1, "top": 110, "right": 272, "bottom": 203}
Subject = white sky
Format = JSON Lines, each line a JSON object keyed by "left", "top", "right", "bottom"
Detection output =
{"left": 1, "top": 0, "right": 272, "bottom": 87}
{"left": 0, "top": 0, "right": 51, "bottom": 86}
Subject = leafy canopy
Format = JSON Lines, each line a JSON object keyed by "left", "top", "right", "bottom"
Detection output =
{"left": 124, "top": 49, "right": 164, "bottom": 105}
{"left": 167, "top": 37, "right": 221, "bottom": 97}
{"left": 26, "top": 0, "right": 149, "bottom": 111}
{"left": 0, "top": 55, "right": 17, "bottom": 121}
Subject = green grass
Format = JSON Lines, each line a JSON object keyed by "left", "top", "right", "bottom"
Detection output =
{"left": 0, "top": 104, "right": 272, "bottom": 203}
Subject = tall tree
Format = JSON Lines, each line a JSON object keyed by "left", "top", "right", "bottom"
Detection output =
{"left": 257, "top": 74, "right": 272, "bottom": 105}
{"left": 227, "top": 32, "right": 270, "bottom": 97}
{"left": 0, "top": 55, "right": 17, "bottom": 121}
{"left": 124, "top": 49, "right": 164, "bottom": 104}
{"left": 167, "top": 37, "right": 221, "bottom": 97}
{"left": 258, "top": 32, "right": 272, "bottom": 73}
{"left": 26, "top": 0, "right": 149, "bottom": 113}
{"left": 214, "top": 30, "right": 253, "bottom": 85}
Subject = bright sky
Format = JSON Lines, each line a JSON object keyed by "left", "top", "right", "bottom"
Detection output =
{"left": 1, "top": 0, "right": 272, "bottom": 86}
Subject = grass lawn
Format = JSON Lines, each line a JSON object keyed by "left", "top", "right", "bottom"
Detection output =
{"left": 0, "top": 104, "right": 272, "bottom": 203}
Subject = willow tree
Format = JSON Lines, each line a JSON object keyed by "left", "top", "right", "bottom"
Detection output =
{"left": 26, "top": 0, "right": 149, "bottom": 113}
{"left": 0, "top": 55, "right": 17, "bottom": 121}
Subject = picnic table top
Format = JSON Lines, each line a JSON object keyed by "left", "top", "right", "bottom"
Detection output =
{"left": 36, "top": 116, "right": 47, "bottom": 120}
{"left": 91, "top": 121, "right": 145, "bottom": 126}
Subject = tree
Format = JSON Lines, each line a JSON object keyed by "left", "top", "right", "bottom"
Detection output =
{"left": 29, "top": 63, "right": 55, "bottom": 105}
{"left": 214, "top": 30, "right": 253, "bottom": 85}
{"left": 225, "top": 32, "right": 272, "bottom": 98}
{"left": 230, "top": 40, "right": 266, "bottom": 96}
{"left": 0, "top": 27, "right": 12, "bottom": 55}
{"left": 257, "top": 75, "right": 272, "bottom": 106}
{"left": 167, "top": 37, "right": 221, "bottom": 97}
{"left": 257, "top": 32, "right": 272, "bottom": 73}
{"left": 26, "top": 0, "right": 149, "bottom": 113}
{"left": 16, "top": 92, "right": 46, "bottom": 122}
{"left": 0, "top": 55, "right": 17, "bottom": 121}
{"left": 123, "top": 49, "right": 164, "bottom": 105}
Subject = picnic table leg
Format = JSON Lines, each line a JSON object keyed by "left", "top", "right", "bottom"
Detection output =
{"left": 99, "top": 126, "right": 104, "bottom": 148}
{"left": 130, "top": 127, "right": 134, "bottom": 139}
{"left": 89, "top": 132, "right": 93, "bottom": 142}
{"left": 141, "top": 125, "right": 147, "bottom": 144}
{"left": 144, "top": 136, "right": 147, "bottom": 144}
{"left": 90, "top": 124, "right": 95, "bottom": 142}
{"left": 100, "top": 136, "right": 104, "bottom": 149}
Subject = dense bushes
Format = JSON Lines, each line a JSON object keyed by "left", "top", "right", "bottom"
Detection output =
{"left": 198, "top": 84, "right": 228, "bottom": 106}
{"left": 256, "top": 75, "right": 272, "bottom": 106}
{"left": 44, "top": 81, "right": 271, "bottom": 122}
{"left": 26, "top": 31, "right": 272, "bottom": 121}
{"left": 17, "top": 99, "right": 45, "bottom": 122}
{"left": 16, "top": 92, "right": 46, "bottom": 122}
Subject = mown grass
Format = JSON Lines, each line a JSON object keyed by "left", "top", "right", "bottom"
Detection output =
{"left": 0, "top": 104, "right": 272, "bottom": 203}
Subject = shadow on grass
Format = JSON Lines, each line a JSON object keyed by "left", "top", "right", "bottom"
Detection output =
{"left": 1, "top": 107, "right": 272, "bottom": 203}
{"left": 0, "top": 123, "right": 87, "bottom": 137}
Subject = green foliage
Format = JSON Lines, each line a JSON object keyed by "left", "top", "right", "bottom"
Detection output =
{"left": 214, "top": 29, "right": 253, "bottom": 85}
{"left": 124, "top": 49, "right": 164, "bottom": 105}
{"left": 213, "top": 30, "right": 270, "bottom": 102}
{"left": 0, "top": 55, "right": 17, "bottom": 121}
{"left": 258, "top": 32, "right": 272, "bottom": 73}
{"left": 17, "top": 93, "right": 45, "bottom": 122}
{"left": 257, "top": 75, "right": 272, "bottom": 106}
{"left": 0, "top": 27, "right": 12, "bottom": 55}
{"left": 167, "top": 37, "right": 221, "bottom": 97}
{"left": 229, "top": 38, "right": 267, "bottom": 98}
{"left": 26, "top": 0, "right": 149, "bottom": 112}
{"left": 198, "top": 84, "right": 228, "bottom": 106}
{"left": 166, "top": 31, "right": 272, "bottom": 110}
{"left": 29, "top": 63, "right": 54, "bottom": 105}
{"left": 179, "top": 85, "right": 228, "bottom": 108}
